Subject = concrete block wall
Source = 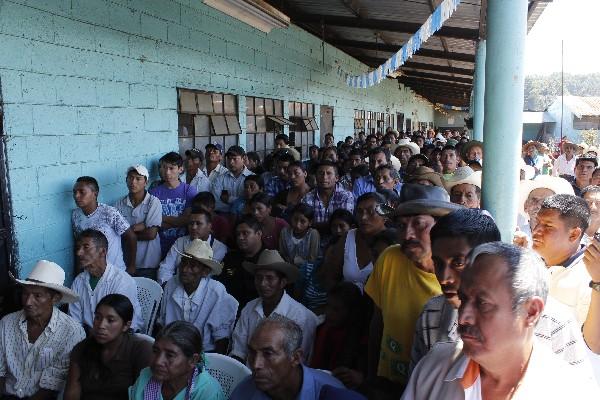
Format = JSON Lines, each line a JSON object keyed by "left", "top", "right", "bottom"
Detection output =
{"left": 0, "top": 0, "right": 434, "bottom": 281}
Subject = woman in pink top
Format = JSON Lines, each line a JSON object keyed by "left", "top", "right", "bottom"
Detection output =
{"left": 250, "top": 193, "right": 289, "bottom": 250}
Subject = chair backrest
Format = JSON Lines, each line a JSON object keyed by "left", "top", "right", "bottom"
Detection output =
{"left": 133, "top": 277, "right": 163, "bottom": 335}
{"left": 204, "top": 353, "right": 251, "bottom": 397}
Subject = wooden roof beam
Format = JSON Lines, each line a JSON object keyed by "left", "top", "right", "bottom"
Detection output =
{"left": 402, "top": 70, "right": 473, "bottom": 84}
{"left": 290, "top": 14, "right": 478, "bottom": 40}
{"left": 332, "top": 39, "right": 475, "bottom": 62}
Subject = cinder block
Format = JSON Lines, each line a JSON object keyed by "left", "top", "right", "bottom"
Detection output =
{"left": 27, "top": 135, "right": 61, "bottom": 166}
{"left": 144, "top": 109, "right": 175, "bottom": 132}
{"left": 167, "top": 23, "right": 189, "bottom": 46}
{"left": 5, "top": 136, "right": 29, "bottom": 169}
{"left": 3, "top": 103, "right": 34, "bottom": 136}
{"left": 0, "top": 1, "right": 55, "bottom": 42}
{"left": 53, "top": 15, "right": 96, "bottom": 50}
{"left": 131, "top": 0, "right": 181, "bottom": 23}
{"left": 96, "top": 80, "right": 129, "bottom": 108}
{"left": 129, "top": 83, "right": 157, "bottom": 108}
{"left": 209, "top": 36, "right": 227, "bottom": 58}
{"left": 22, "top": 0, "right": 71, "bottom": 16}
{"left": 157, "top": 86, "right": 176, "bottom": 110}
{"left": 43, "top": 219, "right": 73, "bottom": 253}
{"left": 226, "top": 42, "right": 254, "bottom": 63}
{"left": 37, "top": 192, "right": 73, "bottom": 226}
{"left": 14, "top": 227, "right": 45, "bottom": 263}
{"left": 181, "top": 5, "right": 205, "bottom": 29}
{"left": 129, "top": 36, "right": 158, "bottom": 62}
{"left": 8, "top": 167, "right": 38, "bottom": 200}
{"left": 1, "top": 69, "right": 23, "bottom": 103}
{"left": 59, "top": 135, "right": 99, "bottom": 163}
{"left": 55, "top": 76, "right": 98, "bottom": 107}
{"left": 77, "top": 107, "right": 114, "bottom": 134}
{"left": 95, "top": 26, "right": 131, "bottom": 56}
{"left": 71, "top": 0, "right": 110, "bottom": 26}
{"left": 210, "top": 73, "right": 228, "bottom": 90}
{"left": 188, "top": 29, "right": 210, "bottom": 53}
{"left": 141, "top": 13, "right": 168, "bottom": 41}
{"left": 21, "top": 71, "right": 56, "bottom": 104}
{"left": 0, "top": 34, "right": 32, "bottom": 70}
{"left": 109, "top": 4, "right": 141, "bottom": 35}
{"left": 37, "top": 163, "right": 82, "bottom": 196}
{"left": 112, "top": 108, "right": 144, "bottom": 133}
{"left": 32, "top": 105, "right": 79, "bottom": 135}
{"left": 106, "top": 57, "right": 143, "bottom": 84}
{"left": 80, "top": 159, "right": 120, "bottom": 187}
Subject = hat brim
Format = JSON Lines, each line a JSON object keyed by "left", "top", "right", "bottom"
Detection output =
{"left": 407, "top": 173, "right": 444, "bottom": 188}
{"left": 11, "top": 274, "right": 79, "bottom": 303}
{"left": 174, "top": 248, "right": 223, "bottom": 276}
{"left": 394, "top": 200, "right": 464, "bottom": 218}
{"left": 443, "top": 171, "right": 482, "bottom": 192}
{"left": 242, "top": 261, "right": 299, "bottom": 283}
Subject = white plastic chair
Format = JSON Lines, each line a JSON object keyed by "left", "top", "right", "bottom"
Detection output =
{"left": 204, "top": 353, "right": 251, "bottom": 397}
{"left": 133, "top": 277, "right": 163, "bottom": 335}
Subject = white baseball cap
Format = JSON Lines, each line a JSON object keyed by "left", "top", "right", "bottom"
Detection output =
{"left": 127, "top": 164, "right": 149, "bottom": 179}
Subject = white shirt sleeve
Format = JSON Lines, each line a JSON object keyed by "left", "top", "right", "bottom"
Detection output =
{"left": 68, "top": 277, "right": 84, "bottom": 325}
{"left": 230, "top": 304, "right": 251, "bottom": 361}
{"left": 157, "top": 240, "right": 182, "bottom": 285}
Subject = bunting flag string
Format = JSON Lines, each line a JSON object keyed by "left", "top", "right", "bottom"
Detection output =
{"left": 437, "top": 103, "right": 470, "bottom": 112}
{"left": 336, "top": 0, "right": 462, "bottom": 89}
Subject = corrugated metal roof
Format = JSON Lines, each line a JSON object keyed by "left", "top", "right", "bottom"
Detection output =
{"left": 564, "top": 96, "right": 600, "bottom": 118}
{"left": 523, "top": 111, "right": 555, "bottom": 124}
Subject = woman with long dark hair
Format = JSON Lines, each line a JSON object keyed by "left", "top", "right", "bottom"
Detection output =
{"left": 129, "top": 321, "right": 224, "bottom": 400}
{"left": 64, "top": 294, "right": 152, "bottom": 400}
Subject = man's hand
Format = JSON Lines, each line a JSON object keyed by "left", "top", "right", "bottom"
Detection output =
{"left": 132, "top": 222, "right": 146, "bottom": 232}
{"left": 220, "top": 190, "right": 230, "bottom": 204}
{"left": 513, "top": 228, "right": 529, "bottom": 248}
{"left": 584, "top": 238, "right": 600, "bottom": 282}
{"left": 332, "top": 367, "right": 364, "bottom": 389}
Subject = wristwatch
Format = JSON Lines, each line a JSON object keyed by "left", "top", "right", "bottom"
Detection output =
{"left": 589, "top": 281, "right": 600, "bottom": 292}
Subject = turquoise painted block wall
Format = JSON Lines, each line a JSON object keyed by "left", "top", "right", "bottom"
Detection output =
{"left": 0, "top": 0, "right": 434, "bottom": 282}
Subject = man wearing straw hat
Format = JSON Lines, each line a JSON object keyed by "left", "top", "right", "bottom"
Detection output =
{"left": 0, "top": 260, "right": 85, "bottom": 399}
{"left": 443, "top": 166, "right": 482, "bottom": 209}
{"left": 230, "top": 250, "right": 318, "bottom": 363}
{"left": 553, "top": 141, "right": 577, "bottom": 178}
{"left": 157, "top": 239, "right": 238, "bottom": 354}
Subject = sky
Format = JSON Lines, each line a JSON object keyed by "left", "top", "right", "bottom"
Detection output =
{"left": 525, "top": 0, "right": 600, "bottom": 75}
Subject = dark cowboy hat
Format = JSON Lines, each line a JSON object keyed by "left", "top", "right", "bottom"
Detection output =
{"left": 394, "top": 184, "right": 464, "bottom": 217}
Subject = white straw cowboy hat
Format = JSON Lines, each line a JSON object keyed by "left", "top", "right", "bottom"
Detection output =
{"left": 396, "top": 138, "right": 420, "bottom": 155}
{"left": 12, "top": 260, "right": 79, "bottom": 303}
{"left": 175, "top": 239, "right": 223, "bottom": 276}
{"left": 243, "top": 250, "right": 299, "bottom": 283}
{"left": 443, "top": 166, "right": 482, "bottom": 192}
{"left": 518, "top": 175, "right": 574, "bottom": 213}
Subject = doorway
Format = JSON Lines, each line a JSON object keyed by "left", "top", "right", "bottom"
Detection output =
{"left": 320, "top": 105, "right": 333, "bottom": 146}
{"left": 0, "top": 78, "right": 16, "bottom": 317}
{"left": 396, "top": 113, "right": 404, "bottom": 132}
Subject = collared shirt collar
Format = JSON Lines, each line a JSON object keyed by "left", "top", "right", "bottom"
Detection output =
{"left": 444, "top": 349, "right": 470, "bottom": 383}
{"left": 125, "top": 191, "right": 150, "bottom": 208}
{"left": 560, "top": 246, "right": 586, "bottom": 268}
{"left": 173, "top": 276, "right": 209, "bottom": 307}
{"left": 254, "top": 291, "right": 291, "bottom": 317}
{"left": 226, "top": 167, "right": 252, "bottom": 179}
{"left": 19, "top": 306, "right": 60, "bottom": 335}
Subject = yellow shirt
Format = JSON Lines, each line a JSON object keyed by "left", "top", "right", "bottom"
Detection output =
{"left": 365, "top": 245, "right": 441, "bottom": 384}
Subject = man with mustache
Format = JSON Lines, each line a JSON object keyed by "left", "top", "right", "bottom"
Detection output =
{"left": 365, "top": 184, "right": 462, "bottom": 397}
{"left": 403, "top": 243, "right": 599, "bottom": 399}
{"left": 410, "top": 209, "right": 590, "bottom": 374}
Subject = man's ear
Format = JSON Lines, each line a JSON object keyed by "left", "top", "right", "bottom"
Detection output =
{"left": 568, "top": 226, "right": 583, "bottom": 243}
{"left": 290, "top": 348, "right": 304, "bottom": 367}
{"left": 523, "top": 296, "right": 544, "bottom": 327}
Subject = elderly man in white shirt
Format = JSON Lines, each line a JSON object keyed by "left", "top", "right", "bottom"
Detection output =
{"left": 0, "top": 260, "right": 85, "bottom": 399}
{"left": 157, "top": 208, "right": 227, "bottom": 285}
{"left": 158, "top": 239, "right": 238, "bottom": 354}
{"left": 230, "top": 250, "right": 318, "bottom": 363}
{"left": 70, "top": 229, "right": 144, "bottom": 332}
{"left": 553, "top": 142, "right": 577, "bottom": 178}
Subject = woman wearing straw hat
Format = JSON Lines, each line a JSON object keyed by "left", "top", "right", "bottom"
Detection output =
{"left": 229, "top": 250, "right": 318, "bottom": 364}
{"left": 0, "top": 260, "right": 85, "bottom": 399}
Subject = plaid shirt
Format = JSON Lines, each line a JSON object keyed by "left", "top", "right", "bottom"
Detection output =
{"left": 302, "top": 185, "right": 354, "bottom": 224}
{"left": 410, "top": 294, "right": 591, "bottom": 374}
{"left": 264, "top": 175, "right": 289, "bottom": 197}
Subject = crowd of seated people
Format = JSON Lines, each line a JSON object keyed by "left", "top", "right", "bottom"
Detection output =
{"left": 3, "top": 129, "right": 600, "bottom": 399}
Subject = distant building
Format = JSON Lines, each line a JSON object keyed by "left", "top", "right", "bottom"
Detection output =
{"left": 546, "top": 96, "right": 600, "bottom": 143}
{"left": 522, "top": 111, "right": 555, "bottom": 142}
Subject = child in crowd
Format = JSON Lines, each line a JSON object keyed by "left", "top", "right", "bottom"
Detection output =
{"left": 231, "top": 175, "right": 263, "bottom": 216}
{"left": 191, "top": 192, "right": 232, "bottom": 247}
{"left": 311, "top": 282, "right": 368, "bottom": 391}
{"left": 279, "top": 204, "right": 320, "bottom": 266}
{"left": 149, "top": 152, "right": 198, "bottom": 258}
{"left": 249, "top": 193, "right": 289, "bottom": 250}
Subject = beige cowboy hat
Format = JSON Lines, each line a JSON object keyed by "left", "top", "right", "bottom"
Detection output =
{"left": 396, "top": 138, "right": 420, "bottom": 155}
{"left": 443, "top": 166, "right": 482, "bottom": 192}
{"left": 175, "top": 239, "right": 223, "bottom": 276}
{"left": 518, "top": 175, "right": 574, "bottom": 213}
{"left": 522, "top": 141, "right": 539, "bottom": 152}
{"left": 12, "top": 260, "right": 79, "bottom": 303}
{"left": 406, "top": 166, "right": 445, "bottom": 188}
{"left": 242, "top": 250, "right": 299, "bottom": 283}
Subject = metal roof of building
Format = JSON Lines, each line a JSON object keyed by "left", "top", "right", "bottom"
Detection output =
{"left": 563, "top": 96, "right": 600, "bottom": 118}
{"left": 265, "top": 0, "right": 552, "bottom": 107}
